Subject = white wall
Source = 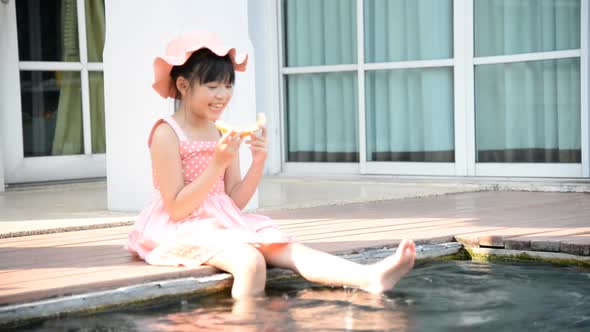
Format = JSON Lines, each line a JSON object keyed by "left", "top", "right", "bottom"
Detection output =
{"left": 104, "top": 0, "right": 257, "bottom": 211}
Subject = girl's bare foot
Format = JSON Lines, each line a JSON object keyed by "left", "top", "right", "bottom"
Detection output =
{"left": 362, "top": 239, "right": 416, "bottom": 294}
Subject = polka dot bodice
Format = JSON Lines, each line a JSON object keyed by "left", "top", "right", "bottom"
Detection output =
{"left": 179, "top": 140, "right": 225, "bottom": 193}
{"left": 150, "top": 117, "right": 225, "bottom": 195}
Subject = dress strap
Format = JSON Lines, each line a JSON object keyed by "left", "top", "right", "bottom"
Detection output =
{"left": 164, "top": 117, "right": 189, "bottom": 141}
{"left": 147, "top": 117, "right": 188, "bottom": 147}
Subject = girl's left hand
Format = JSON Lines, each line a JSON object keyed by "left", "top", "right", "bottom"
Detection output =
{"left": 246, "top": 126, "right": 268, "bottom": 165}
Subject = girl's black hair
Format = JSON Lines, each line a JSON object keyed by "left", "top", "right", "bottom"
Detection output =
{"left": 170, "top": 48, "right": 235, "bottom": 100}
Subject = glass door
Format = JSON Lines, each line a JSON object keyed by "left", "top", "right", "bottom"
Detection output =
{"left": 361, "top": 0, "right": 456, "bottom": 176}
{"left": 471, "top": 0, "right": 588, "bottom": 177}
{"left": 0, "top": 0, "right": 106, "bottom": 183}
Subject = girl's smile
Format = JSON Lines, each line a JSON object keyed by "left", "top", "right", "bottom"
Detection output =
{"left": 184, "top": 82, "right": 234, "bottom": 121}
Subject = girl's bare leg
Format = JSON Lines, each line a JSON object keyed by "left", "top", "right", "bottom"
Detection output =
{"left": 258, "top": 240, "right": 416, "bottom": 293}
{"left": 205, "top": 243, "right": 267, "bottom": 299}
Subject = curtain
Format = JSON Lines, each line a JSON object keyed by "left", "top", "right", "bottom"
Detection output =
{"left": 285, "top": 0, "right": 356, "bottom": 67}
{"left": 474, "top": 0, "right": 581, "bottom": 163}
{"left": 52, "top": 0, "right": 82, "bottom": 155}
{"left": 364, "top": 0, "right": 452, "bottom": 63}
{"left": 365, "top": 68, "right": 454, "bottom": 162}
{"left": 52, "top": 0, "right": 106, "bottom": 155}
{"left": 285, "top": 0, "right": 358, "bottom": 162}
{"left": 475, "top": 0, "right": 580, "bottom": 57}
{"left": 287, "top": 72, "right": 358, "bottom": 162}
{"left": 86, "top": 0, "right": 106, "bottom": 153}
{"left": 364, "top": 0, "right": 454, "bottom": 162}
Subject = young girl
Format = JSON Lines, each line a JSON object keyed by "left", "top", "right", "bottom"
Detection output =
{"left": 126, "top": 30, "right": 416, "bottom": 299}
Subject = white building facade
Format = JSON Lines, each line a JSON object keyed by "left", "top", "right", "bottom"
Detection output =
{"left": 1, "top": 0, "right": 589, "bottom": 211}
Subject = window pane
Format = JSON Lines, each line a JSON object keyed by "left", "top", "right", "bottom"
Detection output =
{"left": 475, "top": 0, "right": 580, "bottom": 57}
{"left": 475, "top": 58, "right": 581, "bottom": 163}
{"left": 364, "top": 0, "right": 453, "bottom": 63}
{"left": 286, "top": 72, "right": 358, "bottom": 162}
{"left": 283, "top": 0, "right": 357, "bottom": 67}
{"left": 89, "top": 72, "right": 106, "bottom": 154}
{"left": 86, "top": 0, "right": 106, "bottom": 62}
{"left": 20, "top": 71, "right": 83, "bottom": 157}
{"left": 16, "top": 0, "right": 80, "bottom": 62}
{"left": 365, "top": 68, "right": 454, "bottom": 162}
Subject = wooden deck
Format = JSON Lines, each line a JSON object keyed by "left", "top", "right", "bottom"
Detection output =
{"left": 1, "top": 191, "right": 589, "bottom": 306}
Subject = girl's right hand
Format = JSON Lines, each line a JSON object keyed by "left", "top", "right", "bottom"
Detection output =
{"left": 213, "top": 130, "right": 243, "bottom": 167}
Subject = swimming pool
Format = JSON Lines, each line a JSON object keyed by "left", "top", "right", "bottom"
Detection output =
{"left": 17, "top": 260, "right": 590, "bottom": 331}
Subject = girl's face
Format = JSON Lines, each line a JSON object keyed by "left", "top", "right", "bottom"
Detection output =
{"left": 184, "top": 80, "right": 234, "bottom": 121}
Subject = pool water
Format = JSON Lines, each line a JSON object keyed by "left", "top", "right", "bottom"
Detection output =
{"left": 18, "top": 260, "right": 590, "bottom": 331}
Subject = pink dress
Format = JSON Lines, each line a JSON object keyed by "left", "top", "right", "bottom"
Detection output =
{"left": 125, "top": 117, "right": 293, "bottom": 267}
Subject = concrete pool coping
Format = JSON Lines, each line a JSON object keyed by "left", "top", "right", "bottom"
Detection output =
{"left": 2, "top": 242, "right": 590, "bottom": 328}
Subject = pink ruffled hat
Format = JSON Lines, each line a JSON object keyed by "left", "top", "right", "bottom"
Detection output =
{"left": 152, "top": 30, "right": 248, "bottom": 99}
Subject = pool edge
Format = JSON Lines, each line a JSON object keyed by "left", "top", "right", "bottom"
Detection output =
{"left": 2, "top": 242, "right": 589, "bottom": 329}
{"left": 464, "top": 247, "right": 590, "bottom": 268}
{"left": 0, "top": 243, "right": 461, "bottom": 328}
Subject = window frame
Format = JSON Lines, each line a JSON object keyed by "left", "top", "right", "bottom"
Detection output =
{"left": 0, "top": 0, "right": 106, "bottom": 183}
{"left": 467, "top": 0, "right": 588, "bottom": 178}
{"left": 276, "top": 0, "right": 589, "bottom": 178}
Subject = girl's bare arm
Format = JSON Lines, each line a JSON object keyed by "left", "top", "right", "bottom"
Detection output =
{"left": 225, "top": 128, "right": 268, "bottom": 209}
{"left": 224, "top": 155, "right": 264, "bottom": 209}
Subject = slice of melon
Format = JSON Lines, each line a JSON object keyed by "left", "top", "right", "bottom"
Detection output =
{"left": 215, "top": 113, "right": 267, "bottom": 138}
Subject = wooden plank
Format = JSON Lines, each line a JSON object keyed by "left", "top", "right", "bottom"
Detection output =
{"left": 0, "top": 226, "right": 130, "bottom": 245}
{"left": 0, "top": 264, "right": 219, "bottom": 305}
{"left": 294, "top": 219, "right": 470, "bottom": 241}
{"left": 453, "top": 206, "right": 590, "bottom": 248}
{"left": 0, "top": 230, "right": 129, "bottom": 248}
{"left": 0, "top": 252, "right": 133, "bottom": 274}
{"left": 278, "top": 217, "right": 444, "bottom": 231}
{"left": 0, "top": 234, "right": 127, "bottom": 254}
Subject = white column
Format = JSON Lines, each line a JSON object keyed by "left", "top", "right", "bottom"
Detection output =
{"left": 248, "top": 0, "right": 282, "bottom": 175}
{"left": 584, "top": 0, "right": 590, "bottom": 177}
{"left": 0, "top": 2, "right": 9, "bottom": 192}
{"left": 0, "top": 146, "right": 5, "bottom": 192}
{"left": 103, "top": 0, "right": 257, "bottom": 211}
